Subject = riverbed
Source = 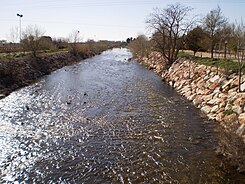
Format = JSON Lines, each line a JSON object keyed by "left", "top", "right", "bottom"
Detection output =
{"left": 0, "top": 48, "right": 244, "bottom": 183}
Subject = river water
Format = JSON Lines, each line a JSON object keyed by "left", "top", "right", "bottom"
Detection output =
{"left": 0, "top": 48, "right": 244, "bottom": 183}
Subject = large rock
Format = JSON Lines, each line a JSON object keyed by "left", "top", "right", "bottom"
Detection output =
{"left": 201, "top": 105, "right": 212, "bottom": 114}
{"left": 180, "top": 85, "right": 191, "bottom": 95}
{"left": 209, "top": 75, "right": 220, "bottom": 83}
{"left": 222, "top": 78, "right": 233, "bottom": 90}
{"left": 238, "top": 113, "right": 245, "bottom": 124}
{"left": 236, "top": 124, "right": 245, "bottom": 136}
{"left": 240, "top": 82, "right": 245, "bottom": 92}
{"left": 207, "top": 98, "right": 218, "bottom": 105}
{"left": 225, "top": 104, "right": 232, "bottom": 111}
{"left": 234, "top": 96, "right": 245, "bottom": 106}
{"left": 232, "top": 105, "right": 243, "bottom": 114}
{"left": 208, "top": 82, "right": 218, "bottom": 91}
{"left": 216, "top": 112, "right": 225, "bottom": 122}
{"left": 201, "top": 94, "right": 214, "bottom": 103}
{"left": 193, "top": 96, "right": 202, "bottom": 107}
{"left": 211, "top": 105, "right": 219, "bottom": 113}
{"left": 230, "top": 77, "right": 239, "bottom": 87}
{"left": 210, "top": 67, "right": 217, "bottom": 73}
{"left": 223, "top": 113, "right": 238, "bottom": 124}
{"left": 187, "top": 94, "right": 196, "bottom": 101}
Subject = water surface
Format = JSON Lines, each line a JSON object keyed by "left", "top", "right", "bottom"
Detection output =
{"left": 0, "top": 48, "right": 244, "bottom": 183}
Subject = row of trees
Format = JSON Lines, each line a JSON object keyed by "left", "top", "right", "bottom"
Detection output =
{"left": 128, "top": 3, "right": 244, "bottom": 91}
{"left": 129, "top": 4, "right": 245, "bottom": 64}
{"left": 5, "top": 25, "right": 125, "bottom": 58}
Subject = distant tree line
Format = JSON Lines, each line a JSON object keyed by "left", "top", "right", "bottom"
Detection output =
{"left": 2, "top": 25, "right": 126, "bottom": 58}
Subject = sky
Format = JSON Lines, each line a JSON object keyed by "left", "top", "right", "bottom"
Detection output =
{"left": 0, "top": 0, "right": 245, "bottom": 42}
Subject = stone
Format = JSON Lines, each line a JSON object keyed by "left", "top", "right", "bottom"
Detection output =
{"left": 183, "top": 91, "right": 192, "bottom": 98}
{"left": 207, "top": 98, "right": 217, "bottom": 105}
{"left": 236, "top": 124, "right": 245, "bottom": 136}
{"left": 201, "top": 105, "right": 212, "bottom": 114}
{"left": 180, "top": 85, "right": 191, "bottom": 94}
{"left": 204, "top": 75, "right": 210, "bottom": 81}
{"left": 203, "top": 89, "right": 211, "bottom": 95}
{"left": 230, "top": 77, "right": 239, "bottom": 87}
{"left": 234, "top": 97, "right": 245, "bottom": 106}
{"left": 223, "top": 113, "right": 238, "bottom": 124}
{"left": 211, "top": 67, "right": 217, "bottom": 72}
{"left": 219, "top": 102, "right": 227, "bottom": 108}
{"left": 240, "top": 82, "right": 245, "bottom": 92}
{"left": 196, "top": 88, "right": 203, "bottom": 95}
{"left": 238, "top": 113, "right": 245, "bottom": 124}
{"left": 222, "top": 79, "right": 233, "bottom": 89}
{"left": 228, "top": 88, "right": 237, "bottom": 94}
{"left": 225, "top": 104, "right": 232, "bottom": 111}
{"left": 216, "top": 112, "right": 225, "bottom": 122}
{"left": 187, "top": 94, "right": 197, "bottom": 101}
{"left": 232, "top": 105, "right": 243, "bottom": 114}
{"left": 193, "top": 96, "right": 202, "bottom": 107}
{"left": 207, "top": 114, "right": 216, "bottom": 120}
{"left": 201, "top": 94, "right": 214, "bottom": 103}
{"left": 218, "top": 93, "right": 228, "bottom": 99}
{"left": 211, "top": 105, "right": 219, "bottom": 113}
{"left": 216, "top": 107, "right": 225, "bottom": 114}
{"left": 208, "top": 82, "right": 218, "bottom": 90}
{"left": 174, "top": 81, "right": 181, "bottom": 89}
{"left": 209, "top": 75, "right": 220, "bottom": 83}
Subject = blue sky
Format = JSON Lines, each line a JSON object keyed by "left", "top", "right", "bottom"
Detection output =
{"left": 0, "top": 0, "right": 245, "bottom": 42}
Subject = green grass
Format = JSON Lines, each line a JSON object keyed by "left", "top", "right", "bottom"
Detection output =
{"left": 0, "top": 49, "right": 68, "bottom": 60}
{"left": 177, "top": 51, "right": 192, "bottom": 58}
{"left": 223, "top": 109, "right": 235, "bottom": 115}
{"left": 176, "top": 50, "right": 245, "bottom": 74}
{"left": 186, "top": 56, "right": 245, "bottom": 74}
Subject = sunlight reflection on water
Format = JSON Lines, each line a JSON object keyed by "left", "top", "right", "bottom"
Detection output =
{"left": 0, "top": 48, "right": 244, "bottom": 183}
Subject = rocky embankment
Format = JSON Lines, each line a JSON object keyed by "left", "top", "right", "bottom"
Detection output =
{"left": 0, "top": 52, "right": 81, "bottom": 98}
{"left": 138, "top": 52, "right": 245, "bottom": 171}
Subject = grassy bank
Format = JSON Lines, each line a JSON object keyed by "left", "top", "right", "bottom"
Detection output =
{"left": 178, "top": 51, "right": 245, "bottom": 74}
{"left": 0, "top": 52, "right": 80, "bottom": 96}
{"left": 0, "top": 41, "right": 124, "bottom": 97}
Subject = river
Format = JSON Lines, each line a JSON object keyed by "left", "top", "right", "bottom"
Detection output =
{"left": 0, "top": 48, "right": 244, "bottom": 183}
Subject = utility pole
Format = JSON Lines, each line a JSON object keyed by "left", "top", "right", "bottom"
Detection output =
{"left": 224, "top": 40, "right": 228, "bottom": 60}
{"left": 17, "top": 13, "right": 23, "bottom": 43}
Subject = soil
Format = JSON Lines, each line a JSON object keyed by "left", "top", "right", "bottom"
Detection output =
{"left": 0, "top": 52, "right": 81, "bottom": 98}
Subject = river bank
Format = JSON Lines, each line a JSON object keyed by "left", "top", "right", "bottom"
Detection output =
{"left": 0, "top": 52, "right": 83, "bottom": 98}
{"left": 137, "top": 52, "right": 245, "bottom": 172}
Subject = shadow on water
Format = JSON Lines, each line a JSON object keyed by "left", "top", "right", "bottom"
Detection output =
{"left": 0, "top": 48, "right": 245, "bottom": 183}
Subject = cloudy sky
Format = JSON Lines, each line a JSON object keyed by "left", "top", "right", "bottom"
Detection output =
{"left": 0, "top": 0, "right": 245, "bottom": 42}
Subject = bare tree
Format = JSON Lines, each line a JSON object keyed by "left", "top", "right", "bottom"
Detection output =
{"left": 146, "top": 3, "right": 196, "bottom": 69}
{"left": 69, "top": 30, "right": 81, "bottom": 56}
{"left": 128, "top": 35, "right": 151, "bottom": 59}
{"left": 204, "top": 6, "right": 228, "bottom": 59}
{"left": 7, "top": 26, "right": 19, "bottom": 43}
{"left": 233, "top": 20, "right": 245, "bottom": 92}
{"left": 21, "top": 25, "right": 45, "bottom": 57}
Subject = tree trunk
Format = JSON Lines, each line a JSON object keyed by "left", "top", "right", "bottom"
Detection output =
{"left": 238, "top": 66, "right": 242, "bottom": 92}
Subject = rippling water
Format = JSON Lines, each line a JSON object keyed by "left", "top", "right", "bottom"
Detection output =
{"left": 0, "top": 48, "right": 244, "bottom": 183}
